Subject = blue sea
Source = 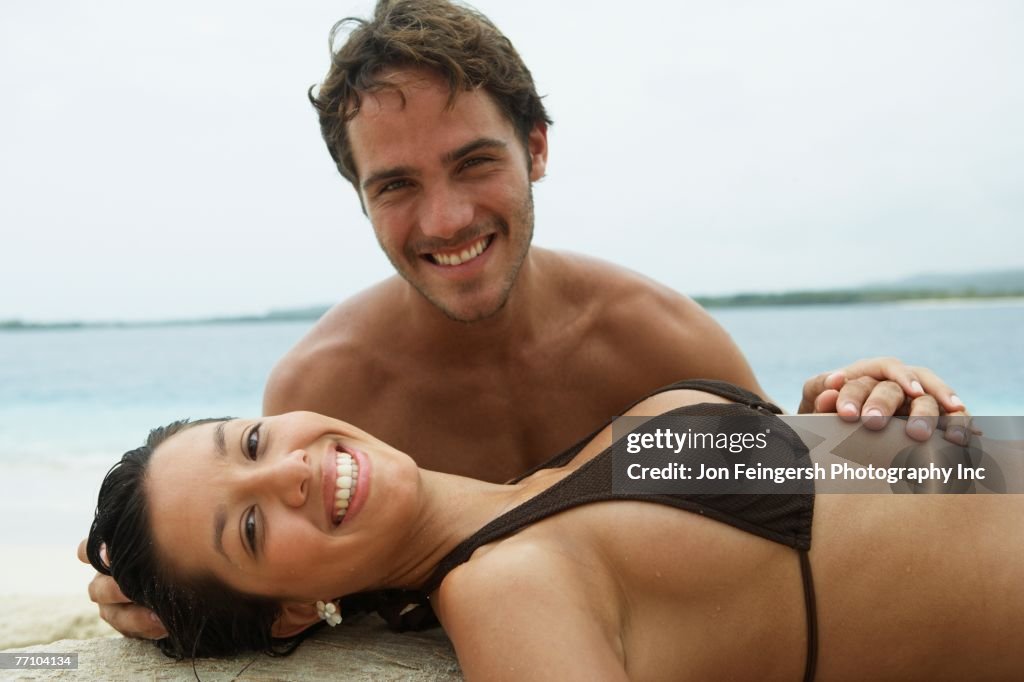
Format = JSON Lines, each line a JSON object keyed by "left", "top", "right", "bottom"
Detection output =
{"left": 1, "top": 300, "right": 1021, "bottom": 546}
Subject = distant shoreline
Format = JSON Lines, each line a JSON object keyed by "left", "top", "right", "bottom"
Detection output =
{"left": 3, "top": 291, "right": 1024, "bottom": 332}
{"left": 693, "top": 289, "right": 1024, "bottom": 309}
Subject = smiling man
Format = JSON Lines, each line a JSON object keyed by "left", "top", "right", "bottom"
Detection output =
{"left": 347, "top": 68, "right": 544, "bottom": 324}
{"left": 261, "top": 0, "right": 964, "bottom": 481}
{"left": 85, "top": 0, "right": 968, "bottom": 639}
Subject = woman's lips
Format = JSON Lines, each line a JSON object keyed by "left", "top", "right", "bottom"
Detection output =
{"left": 339, "top": 446, "right": 369, "bottom": 526}
{"left": 322, "top": 444, "right": 339, "bottom": 527}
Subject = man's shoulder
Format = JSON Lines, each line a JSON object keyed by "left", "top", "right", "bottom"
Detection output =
{"left": 263, "top": 279, "right": 403, "bottom": 415}
{"left": 544, "top": 249, "right": 711, "bottom": 334}
{"left": 542, "top": 249, "right": 761, "bottom": 394}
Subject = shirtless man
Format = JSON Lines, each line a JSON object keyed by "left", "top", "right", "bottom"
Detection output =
{"left": 83, "top": 0, "right": 967, "bottom": 639}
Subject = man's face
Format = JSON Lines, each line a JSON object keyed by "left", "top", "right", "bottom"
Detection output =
{"left": 347, "top": 68, "right": 548, "bottom": 322}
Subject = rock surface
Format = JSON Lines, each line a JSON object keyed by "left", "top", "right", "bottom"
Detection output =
{"left": 1, "top": 614, "right": 461, "bottom": 681}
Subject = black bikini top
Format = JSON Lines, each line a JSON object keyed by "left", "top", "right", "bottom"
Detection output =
{"left": 419, "top": 379, "right": 814, "bottom": 595}
{"left": 348, "top": 380, "right": 818, "bottom": 681}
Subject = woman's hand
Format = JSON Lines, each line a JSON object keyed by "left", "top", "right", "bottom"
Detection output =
{"left": 798, "top": 357, "right": 972, "bottom": 444}
{"left": 77, "top": 539, "right": 168, "bottom": 640}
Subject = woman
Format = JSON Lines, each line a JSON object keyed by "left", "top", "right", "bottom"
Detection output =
{"left": 87, "top": 381, "right": 1023, "bottom": 680}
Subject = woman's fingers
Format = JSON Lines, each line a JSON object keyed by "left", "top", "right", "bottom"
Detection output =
{"left": 913, "top": 366, "right": 966, "bottom": 415}
{"left": 832, "top": 357, "right": 924, "bottom": 400}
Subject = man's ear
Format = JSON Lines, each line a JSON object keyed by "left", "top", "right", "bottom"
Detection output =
{"left": 527, "top": 121, "right": 548, "bottom": 182}
{"left": 271, "top": 601, "right": 322, "bottom": 638}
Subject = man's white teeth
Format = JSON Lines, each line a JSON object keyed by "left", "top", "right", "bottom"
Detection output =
{"left": 431, "top": 237, "right": 488, "bottom": 266}
{"left": 335, "top": 452, "right": 359, "bottom": 523}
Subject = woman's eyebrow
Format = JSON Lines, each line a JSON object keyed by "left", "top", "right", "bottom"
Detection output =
{"left": 213, "top": 504, "right": 229, "bottom": 561}
{"left": 210, "top": 422, "right": 231, "bottom": 561}
{"left": 214, "top": 421, "right": 228, "bottom": 458}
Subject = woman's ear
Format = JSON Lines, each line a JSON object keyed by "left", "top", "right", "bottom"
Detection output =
{"left": 271, "top": 601, "right": 321, "bottom": 638}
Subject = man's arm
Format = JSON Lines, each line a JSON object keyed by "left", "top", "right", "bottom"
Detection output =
{"left": 76, "top": 540, "right": 167, "bottom": 639}
{"left": 615, "top": 276, "right": 966, "bottom": 440}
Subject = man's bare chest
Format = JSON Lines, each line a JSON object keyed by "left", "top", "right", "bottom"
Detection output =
{"left": 342, "top": 377, "right": 621, "bottom": 481}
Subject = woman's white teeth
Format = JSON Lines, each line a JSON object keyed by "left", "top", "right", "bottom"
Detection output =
{"left": 431, "top": 237, "right": 487, "bottom": 266}
{"left": 335, "top": 452, "right": 359, "bottom": 522}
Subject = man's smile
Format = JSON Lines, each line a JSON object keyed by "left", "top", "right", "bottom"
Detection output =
{"left": 425, "top": 234, "right": 494, "bottom": 267}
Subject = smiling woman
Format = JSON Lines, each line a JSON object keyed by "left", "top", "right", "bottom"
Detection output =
{"left": 86, "top": 382, "right": 1024, "bottom": 679}
{"left": 143, "top": 412, "right": 424, "bottom": 608}
{"left": 85, "top": 418, "right": 289, "bottom": 659}
{"left": 87, "top": 410, "right": 430, "bottom": 658}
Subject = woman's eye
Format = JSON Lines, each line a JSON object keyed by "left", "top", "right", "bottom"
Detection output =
{"left": 245, "top": 508, "right": 258, "bottom": 554}
{"left": 246, "top": 424, "right": 261, "bottom": 460}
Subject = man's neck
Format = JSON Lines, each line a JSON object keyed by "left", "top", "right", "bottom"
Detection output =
{"left": 401, "top": 247, "right": 558, "bottom": 362}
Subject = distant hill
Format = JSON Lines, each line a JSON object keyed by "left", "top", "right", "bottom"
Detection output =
{"left": 3, "top": 268, "right": 1023, "bottom": 330}
{"left": 693, "top": 267, "right": 1024, "bottom": 308}
{"left": 870, "top": 268, "right": 1024, "bottom": 295}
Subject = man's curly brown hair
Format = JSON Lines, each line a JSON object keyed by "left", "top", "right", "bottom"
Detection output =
{"left": 310, "top": 0, "right": 552, "bottom": 194}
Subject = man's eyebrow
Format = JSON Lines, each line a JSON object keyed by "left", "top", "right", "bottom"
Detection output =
{"left": 214, "top": 421, "right": 227, "bottom": 459}
{"left": 360, "top": 138, "right": 508, "bottom": 192}
{"left": 361, "top": 165, "right": 417, "bottom": 192}
{"left": 213, "top": 504, "right": 228, "bottom": 561}
{"left": 442, "top": 137, "right": 506, "bottom": 165}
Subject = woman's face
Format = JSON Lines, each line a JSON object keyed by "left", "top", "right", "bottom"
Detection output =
{"left": 145, "top": 411, "right": 422, "bottom": 602}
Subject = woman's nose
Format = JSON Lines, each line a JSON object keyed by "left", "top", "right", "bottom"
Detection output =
{"left": 262, "top": 449, "right": 310, "bottom": 507}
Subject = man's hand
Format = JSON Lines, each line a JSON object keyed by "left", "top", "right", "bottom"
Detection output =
{"left": 77, "top": 539, "right": 167, "bottom": 640}
{"left": 798, "top": 357, "right": 972, "bottom": 444}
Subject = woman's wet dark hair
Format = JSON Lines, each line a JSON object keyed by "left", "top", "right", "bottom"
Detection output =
{"left": 86, "top": 418, "right": 317, "bottom": 659}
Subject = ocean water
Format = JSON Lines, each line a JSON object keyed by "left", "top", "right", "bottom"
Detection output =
{"left": 1, "top": 300, "right": 1021, "bottom": 546}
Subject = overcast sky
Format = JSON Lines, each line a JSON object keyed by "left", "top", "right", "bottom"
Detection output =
{"left": 2, "top": 0, "right": 1021, "bottom": 322}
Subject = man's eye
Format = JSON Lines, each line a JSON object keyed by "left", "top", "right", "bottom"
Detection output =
{"left": 461, "top": 157, "right": 493, "bottom": 171}
{"left": 245, "top": 508, "right": 258, "bottom": 554}
{"left": 246, "top": 424, "right": 261, "bottom": 460}
{"left": 379, "top": 179, "right": 410, "bottom": 194}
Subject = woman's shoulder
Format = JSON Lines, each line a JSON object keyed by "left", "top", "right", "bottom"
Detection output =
{"left": 436, "top": 534, "right": 587, "bottom": 607}
{"left": 433, "top": 535, "right": 628, "bottom": 679}
{"left": 624, "top": 386, "right": 735, "bottom": 418}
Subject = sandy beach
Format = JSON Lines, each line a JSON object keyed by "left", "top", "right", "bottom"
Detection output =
{"left": 0, "top": 546, "right": 115, "bottom": 651}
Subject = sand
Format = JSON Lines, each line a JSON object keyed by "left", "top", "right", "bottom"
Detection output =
{"left": 0, "top": 546, "right": 115, "bottom": 650}
{"left": 0, "top": 546, "right": 458, "bottom": 680}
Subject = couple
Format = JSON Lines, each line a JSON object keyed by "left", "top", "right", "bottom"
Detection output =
{"left": 82, "top": 0, "right": 1008, "bottom": 678}
{"left": 86, "top": 379, "right": 1023, "bottom": 680}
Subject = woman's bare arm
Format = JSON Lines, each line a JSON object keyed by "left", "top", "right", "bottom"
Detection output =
{"left": 434, "top": 541, "right": 629, "bottom": 682}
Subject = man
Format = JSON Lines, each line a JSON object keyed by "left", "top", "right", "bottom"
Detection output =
{"left": 84, "top": 0, "right": 967, "bottom": 639}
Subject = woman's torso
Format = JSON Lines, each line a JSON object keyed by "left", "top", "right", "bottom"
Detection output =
{"left": 435, "top": 386, "right": 1024, "bottom": 680}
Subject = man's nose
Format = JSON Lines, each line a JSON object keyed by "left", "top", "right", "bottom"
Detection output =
{"left": 418, "top": 182, "right": 474, "bottom": 240}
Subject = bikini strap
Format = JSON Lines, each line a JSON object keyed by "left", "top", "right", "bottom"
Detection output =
{"left": 799, "top": 550, "right": 819, "bottom": 682}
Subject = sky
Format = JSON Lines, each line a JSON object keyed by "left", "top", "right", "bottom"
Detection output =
{"left": 2, "top": 0, "right": 1021, "bottom": 322}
